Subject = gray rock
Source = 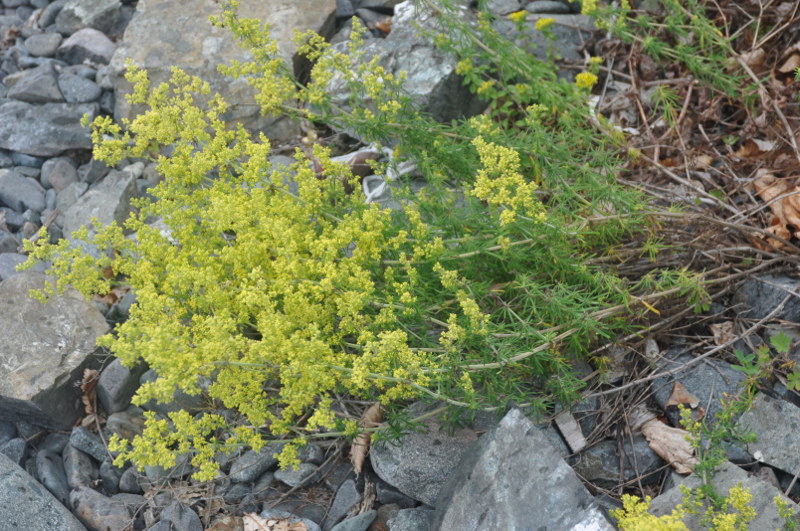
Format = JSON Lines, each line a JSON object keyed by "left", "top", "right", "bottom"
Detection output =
{"left": 0, "top": 436, "right": 27, "bottom": 465}
{"left": 570, "top": 435, "right": 664, "bottom": 488}
{"left": 0, "top": 271, "right": 108, "bottom": 429}
{"left": 55, "top": 0, "right": 122, "bottom": 35}
{"left": 56, "top": 181, "right": 88, "bottom": 213}
{"left": 70, "top": 426, "right": 107, "bottom": 463}
{"left": 330, "top": 510, "right": 376, "bottom": 531}
{"left": 222, "top": 481, "right": 250, "bottom": 503}
{"left": 0, "top": 252, "right": 27, "bottom": 280}
{"left": 369, "top": 402, "right": 478, "bottom": 506}
{"left": 649, "top": 461, "right": 799, "bottom": 529}
{"left": 483, "top": 0, "right": 521, "bottom": 14}
{"left": 734, "top": 275, "right": 800, "bottom": 323}
{"left": 0, "top": 169, "right": 46, "bottom": 212}
{"left": 24, "top": 32, "right": 63, "bottom": 57}
{"left": 77, "top": 157, "right": 110, "bottom": 184}
{"left": 58, "top": 73, "right": 102, "bottom": 103}
{"left": 11, "top": 152, "right": 47, "bottom": 169}
{"left": 259, "top": 509, "right": 321, "bottom": 531}
{"left": 738, "top": 393, "right": 800, "bottom": 475}
{"left": 99, "top": 457, "right": 124, "bottom": 494}
{"left": 97, "top": 357, "right": 147, "bottom": 414}
{"left": 432, "top": 408, "right": 614, "bottom": 530}
{"left": 41, "top": 0, "right": 68, "bottom": 28}
{"left": 0, "top": 101, "right": 98, "bottom": 157}
{"left": 0, "top": 453, "right": 87, "bottom": 531}
{"left": 328, "top": 0, "right": 484, "bottom": 126}
{"left": 39, "top": 431, "right": 70, "bottom": 454}
{"left": 526, "top": 0, "right": 571, "bottom": 13}
{"left": 118, "top": 466, "right": 144, "bottom": 494}
{"left": 0, "top": 420, "right": 16, "bottom": 445}
{"left": 107, "top": 0, "right": 336, "bottom": 140}
{"left": 0, "top": 231, "right": 19, "bottom": 254}
{"left": 274, "top": 462, "right": 317, "bottom": 488}
{"left": 61, "top": 168, "right": 137, "bottom": 236}
{"left": 323, "top": 479, "right": 360, "bottom": 531}
{"left": 70, "top": 485, "right": 133, "bottom": 531}
{"left": 229, "top": 443, "right": 284, "bottom": 483}
{"left": 63, "top": 443, "right": 99, "bottom": 489}
{"left": 136, "top": 368, "right": 206, "bottom": 416}
{"left": 493, "top": 14, "right": 595, "bottom": 66}
{"left": 41, "top": 156, "right": 78, "bottom": 191}
{"left": 6, "top": 62, "right": 64, "bottom": 103}
{"left": 160, "top": 501, "right": 203, "bottom": 531}
{"left": 271, "top": 493, "right": 328, "bottom": 524}
{"left": 388, "top": 508, "right": 435, "bottom": 531}
{"left": 105, "top": 405, "right": 146, "bottom": 442}
{"left": 652, "top": 353, "right": 747, "bottom": 427}
{"left": 375, "top": 478, "right": 416, "bottom": 508}
{"left": 56, "top": 27, "right": 117, "bottom": 65}
{"left": 298, "top": 442, "right": 324, "bottom": 465}
{"left": 36, "top": 450, "right": 70, "bottom": 505}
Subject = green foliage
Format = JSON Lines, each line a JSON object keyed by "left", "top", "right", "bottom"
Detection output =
{"left": 21, "top": 0, "right": 706, "bottom": 479}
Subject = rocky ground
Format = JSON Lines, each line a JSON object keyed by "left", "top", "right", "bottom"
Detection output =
{"left": 1, "top": 0, "right": 800, "bottom": 530}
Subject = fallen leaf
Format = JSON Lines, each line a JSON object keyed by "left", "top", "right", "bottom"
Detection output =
{"left": 709, "top": 321, "right": 735, "bottom": 346}
{"left": 665, "top": 381, "right": 700, "bottom": 409}
{"left": 640, "top": 417, "right": 698, "bottom": 474}
{"left": 350, "top": 403, "right": 382, "bottom": 475}
{"left": 80, "top": 369, "right": 99, "bottom": 417}
{"left": 242, "top": 513, "right": 308, "bottom": 531}
{"left": 735, "top": 138, "right": 776, "bottom": 158}
{"left": 554, "top": 410, "right": 587, "bottom": 453}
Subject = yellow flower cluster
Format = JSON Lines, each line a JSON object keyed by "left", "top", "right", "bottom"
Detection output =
{"left": 575, "top": 72, "right": 599, "bottom": 89}
{"left": 508, "top": 10, "right": 527, "bottom": 24}
{"left": 535, "top": 17, "right": 555, "bottom": 31}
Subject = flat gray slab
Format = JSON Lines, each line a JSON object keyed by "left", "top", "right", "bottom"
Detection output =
{"left": 0, "top": 101, "right": 98, "bottom": 157}
{"left": 649, "top": 461, "right": 799, "bottom": 530}
{"left": 738, "top": 393, "right": 800, "bottom": 475}
{"left": 432, "top": 408, "right": 614, "bottom": 531}
{"left": 0, "top": 452, "right": 87, "bottom": 530}
{"left": 0, "top": 271, "right": 109, "bottom": 428}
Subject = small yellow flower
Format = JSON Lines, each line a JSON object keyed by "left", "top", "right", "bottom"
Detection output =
{"left": 477, "top": 79, "right": 496, "bottom": 95}
{"left": 508, "top": 10, "right": 527, "bottom": 24}
{"left": 589, "top": 56, "right": 603, "bottom": 66}
{"left": 575, "top": 72, "right": 598, "bottom": 89}
{"left": 581, "top": 0, "right": 598, "bottom": 15}
{"left": 535, "top": 18, "right": 555, "bottom": 31}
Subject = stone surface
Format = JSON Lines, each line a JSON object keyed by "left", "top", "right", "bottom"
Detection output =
{"left": 388, "top": 507, "right": 435, "bottom": 531}
{"left": 738, "top": 393, "right": 800, "bottom": 475}
{"left": 569, "top": 434, "right": 664, "bottom": 487}
{"left": 652, "top": 352, "right": 747, "bottom": 427}
{"left": 649, "top": 461, "right": 799, "bottom": 530}
{"left": 431, "top": 408, "right": 615, "bottom": 530}
{"left": 63, "top": 443, "right": 99, "bottom": 489}
{"left": 107, "top": 0, "right": 336, "bottom": 139}
{"left": 0, "top": 101, "right": 98, "bottom": 157}
{"left": 370, "top": 402, "right": 479, "bottom": 506}
{"left": 0, "top": 436, "right": 27, "bottom": 465}
{"left": 41, "top": 156, "right": 79, "bottom": 192}
{"left": 323, "top": 478, "right": 360, "bottom": 531}
{"left": 229, "top": 443, "right": 283, "bottom": 483}
{"left": 330, "top": 510, "right": 376, "bottom": 531}
{"left": 97, "top": 357, "right": 147, "bottom": 414}
{"left": 526, "top": 0, "right": 571, "bottom": 13}
{"left": 0, "top": 271, "right": 109, "bottom": 429}
{"left": 0, "top": 252, "right": 27, "bottom": 280}
{"left": 70, "top": 426, "right": 107, "bottom": 463}
{"left": 24, "top": 32, "right": 64, "bottom": 57}
{"left": 160, "top": 501, "right": 203, "bottom": 531}
{"left": 56, "top": 0, "right": 122, "bottom": 35}
{"left": 36, "top": 450, "right": 70, "bottom": 506}
{"left": 58, "top": 72, "right": 102, "bottom": 103}
{"left": 328, "top": 0, "right": 484, "bottom": 125}
{"left": 56, "top": 28, "right": 117, "bottom": 65}
{"left": 0, "top": 453, "right": 87, "bottom": 531}
{"left": 734, "top": 275, "right": 800, "bottom": 323}
{"left": 0, "top": 169, "right": 46, "bottom": 212}
{"left": 494, "top": 14, "right": 595, "bottom": 66}
{"left": 61, "top": 167, "right": 137, "bottom": 236}
{"left": 260, "top": 509, "right": 321, "bottom": 531}
{"left": 274, "top": 462, "right": 317, "bottom": 488}
{"left": 70, "top": 485, "right": 134, "bottom": 531}
{"left": 6, "top": 63, "right": 64, "bottom": 103}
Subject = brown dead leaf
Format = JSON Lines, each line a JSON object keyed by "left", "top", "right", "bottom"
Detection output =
{"left": 640, "top": 417, "right": 698, "bottom": 474}
{"left": 741, "top": 48, "right": 766, "bottom": 70}
{"left": 778, "top": 52, "right": 800, "bottom": 74}
{"left": 693, "top": 154, "right": 713, "bottom": 170}
{"left": 350, "top": 403, "right": 382, "bottom": 475}
{"left": 80, "top": 369, "right": 99, "bottom": 421}
{"left": 207, "top": 516, "right": 244, "bottom": 531}
{"left": 665, "top": 381, "right": 700, "bottom": 409}
{"left": 735, "top": 138, "right": 777, "bottom": 158}
{"left": 374, "top": 17, "right": 392, "bottom": 34}
{"left": 709, "top": 321, "right": 735, "bottom": 346}
{"left": 243, "top": 513, "right": 308, "bottom": 531}
{"left": 753, "top": 171, "right": 800, "bottom": 241}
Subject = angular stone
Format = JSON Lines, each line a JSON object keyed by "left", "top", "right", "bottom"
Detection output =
{"left": 70, "top": 426, "right": 107, "bottom": 463}
{"left": 24, "top": 32, "right": 64, "bottom": 57}
{"left": 160, "top": 501, "right": 203, "bottom": 531}
{"left": 0, "top": 252, "right": 27, "bottom": 280}
{"left": 0, "top": 437, "right": 27, "bottom": 466}
{"left": 738, "top": 393, "right": 800, "bottom": 475}
{"left": 58, "top": 73, "right": 102, "bottom": 103}
{"left": 63, "top": 443, "right": 99, "bottom": 489}
{"left": 0, "top": 271, "right": 109, "bottom": 429}
{"left": 569, "top": 435, "right": 664, "bottom": 488}
{"left": 734, "top": 275, "right": 800, "bottom": 323}
{"left": 97, "top": 357, "right": 148, "bottom": 414}
{"left": 328, "top": 0, "right": 484, "bottom": 125}
{"left": 0, "top": 453, "right": 86, "bottom": 531}
{"left": 56, "top": 28, "right": 117, "bottom": 65}
{"left": 431, "top": 408, "right": 614, "bottom": 530}
{"left": 388, "top": 508, "right": 435, "bottom": 531}
{"left": 0, "top": 101, "right": 98, "bottom": 157}
{"left": 6, "top": 63, "right": 64, "bottom": 103}
{"left": 70, "top": 486, "right": 133, "bottom": 531}
{"left": 330, "top": 510, "right": 376, "bottom": 531}
{"left": 55, "top": 0, "right": 122, "bottom": 35}
{"left": 649, "top": 461, "right": 799, "bottom": 529}
{"left": 274, "top": 462, "right": 317, "bottom": 487}
{"left": 105, "top": 405, "right": 146, "bottom": 442}
{"left": 107, "top": 0, "right": 336, "bottom": 140}
{"left": 99, "top": 457, "right": 124, "bottom": 495}
{"left": 323, "top": 479, "right": 360, "bottom": 531}
{"left": 229, "top": 443, "right": 284, "bottom": 483}
{"left": 61, "top": 168, "right": 137, "bottom": 236}
{"left": 493, "top": 14, "right": 595, "bottom": 66}
{"left": 41, "top": 157, "right": 79, "bottom": 192}
{"left": 370, "top": 402, "right": 478, "bottom": 506}
{"left": 0, "top": 169, "right": 46, "bottom": 212}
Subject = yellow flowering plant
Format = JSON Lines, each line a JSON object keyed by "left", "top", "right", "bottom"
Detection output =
{"left": 22, "top": 0, "right": 707, "bottom": 479}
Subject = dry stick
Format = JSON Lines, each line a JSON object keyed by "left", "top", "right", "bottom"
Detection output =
{"left": 584, "top": 293, "right": 793, "bottom": 399}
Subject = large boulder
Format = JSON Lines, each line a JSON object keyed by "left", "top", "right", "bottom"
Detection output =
{"left": 104, "top": 0, "right": 336, "bottom": 140}
{"left": 432, "top": 408, "right": 615, "bottom": 530}
{"left": 0, "top": 271, "right": 109, "bottom": 429}
{"left": 0, "top": 453, "right": 87, "bottom": 531}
